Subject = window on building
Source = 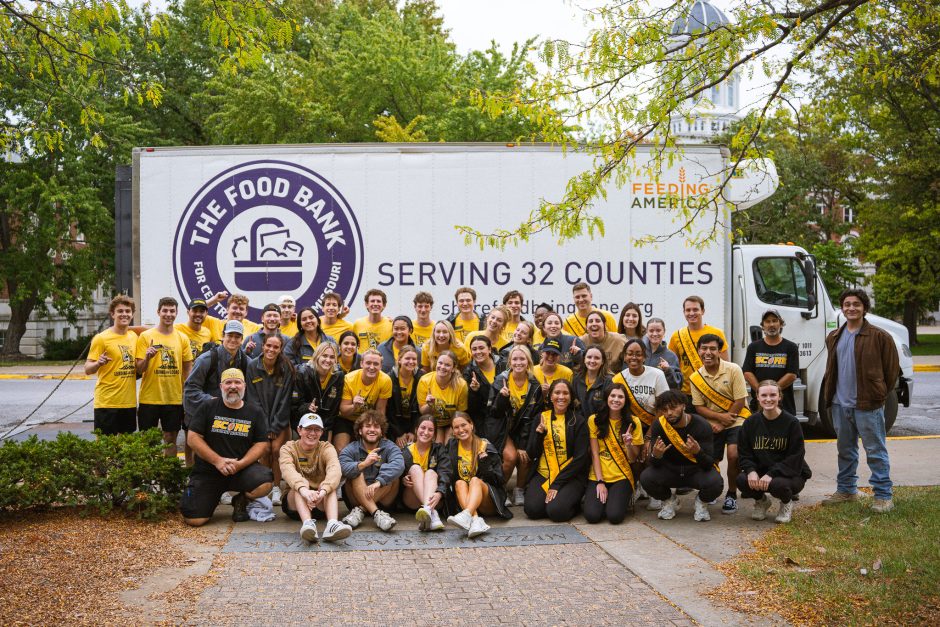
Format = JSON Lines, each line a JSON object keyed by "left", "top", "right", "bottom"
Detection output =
{"left": 727, "top": 79, "right": 735, "bottom": 107}
{"left": 844, "top": 206, "right": 855, "bottom": 223}
{"left": 0, "top": 330, "right": 5, "bottom": 350}
{"left": 711, "top": 86, "right": 720, "bottom": 104}
{"left": 46, "top": 329, "right": 55, "bottom": 341}
{"left": 63, "top": 327, "right": 71, "bottom": 340}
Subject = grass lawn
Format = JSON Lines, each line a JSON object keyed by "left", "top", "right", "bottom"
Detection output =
{"left": 911, "top": 333, "right": 940, "bottom": 356}
{"left": 713, "top": 486, "right": 940, "bottom": 626}
{"left": 0, "top": 359, "right": 80, "bottom": 368}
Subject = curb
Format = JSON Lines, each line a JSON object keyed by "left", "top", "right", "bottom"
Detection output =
{"left": 0, "top": 374, "right": 90, "bottom": 380}
{"left": 914, "top": 364, "right": 940, "bottom": 372}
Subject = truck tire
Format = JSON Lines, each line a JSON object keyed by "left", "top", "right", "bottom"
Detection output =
{"left": 817, "top": 396, "right": 835, "bottom": 438}
{"left": 816, "top": 383, "right": 898, "bottom": 438}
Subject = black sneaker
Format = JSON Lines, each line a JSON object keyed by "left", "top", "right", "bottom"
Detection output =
{"left": 721, "top": 494, "right": 738, "bottom": 515}
{"left": 232, "top": 492, "right": 249, "bottom": 522}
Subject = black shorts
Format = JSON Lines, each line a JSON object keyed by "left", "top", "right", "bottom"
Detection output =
{"left": 137, "top": 404, "right": 184, "bottom": 433}
{"left": 179, "top": 463, "right": 274, "bottom": 520}
{"left": 712, "top": 425, "right": 741, "bottom": 462}
{"left": 333, "top": 417, "right": 356, "bottom": 437}
{"left": 281, "top": 493, "right": 327, "bottom": 521}
{"left": 94, "top": 407, "right": 137, "bottom": 435}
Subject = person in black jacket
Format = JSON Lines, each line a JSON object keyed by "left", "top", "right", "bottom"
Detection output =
{"left": 572, "top": 345, "right": 612, "bottom": 420}
{"left": 640, "top": 390, "right": 723, "bottom": 522}
{"left": 291, "top": 342, "right": 344, "bottom": 440}
{"left": 737, "top": 380, "right": 812, "bottom": 524}
{"left": 464, "top": 335, "right": 506, "bottom": 433}
{"left": 486, "top": 345, "right": 543, "bottom": 507}
{"left": 386, "top": 345, "right": 423, "bottom": 447}
{"left": 523, "top": 380, "right": 589, "bottom": 522}
{"left": 445, "top": 412, "right": 512, "bottom": 538}
{"left": 401, "top": 416, "right": 451, "bottom": 531}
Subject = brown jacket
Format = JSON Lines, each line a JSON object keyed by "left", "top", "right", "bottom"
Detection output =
{"left": 278, "top": 440, "right": 342, "bottom": 494}
{"left": 824, "top": 319, "right": 900, "bottom": 411}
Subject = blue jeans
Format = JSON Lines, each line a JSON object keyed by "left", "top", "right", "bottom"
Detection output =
{"left": 831, "top": 404, "right": 893, "bottom": 499}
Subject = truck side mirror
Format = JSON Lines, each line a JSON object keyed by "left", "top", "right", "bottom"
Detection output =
{"left": 750, "top": 325, "right": 763, "bottom": 343}
{"left": 799, "top": 253, "right": 818, "bottom": 319}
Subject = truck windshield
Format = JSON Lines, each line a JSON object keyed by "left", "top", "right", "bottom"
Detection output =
{"left": 753, "top": 257, "right": 810, "bottom": 308}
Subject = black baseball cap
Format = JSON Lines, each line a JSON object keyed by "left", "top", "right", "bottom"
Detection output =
{"left": 187, "top": 298, "right": 208, "bottom": 310}
{"left": 541, "top": 338, "right": 562, "bottom": 354}
{"left": 761, "top": 309, "right": 783, "bottom": 322}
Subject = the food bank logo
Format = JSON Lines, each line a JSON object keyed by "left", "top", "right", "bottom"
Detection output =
{"left": 173, "top": 161, "right": 363, "bottom": 320}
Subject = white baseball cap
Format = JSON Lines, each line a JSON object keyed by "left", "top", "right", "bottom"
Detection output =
{"left": 298, "top": 413, "right": 324, "bottom": 429}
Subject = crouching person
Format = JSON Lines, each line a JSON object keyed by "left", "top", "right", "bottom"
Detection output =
{"left": 640, "top": 390, "right": 723, "bottom": 522}
{"left": 339, "top": 410, "right": 405, "bottom": 532}
{"left": 181, "top": 369, "right": 272, "bottom": 526}
{"left": 279, "top": 413, "right": 353, "bottom": 543}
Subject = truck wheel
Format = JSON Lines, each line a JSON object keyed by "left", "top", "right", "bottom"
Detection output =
{"left": 884, "top": 388, "right": 898, "bottom": 434}
{"left": 817, "top": 401, "right": 836, "bottom": 438}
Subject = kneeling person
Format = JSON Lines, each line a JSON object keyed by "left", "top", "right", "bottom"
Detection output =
{"left": 339, "top": 410, "right": 405, "bottom": 532}
{"left": 279, "top": 413, "right": 352, "bottom": 542}
{"left": 640, "top": 390, "right": 723, "bottom": 522}
{"left": 181, "top": 369, "right": 272, "bottom": 526}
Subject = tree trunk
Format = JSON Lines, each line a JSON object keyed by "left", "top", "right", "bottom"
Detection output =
{"left": 2, "top": 293, "right": 37, "bottom": 356}
{"left": 903, "top": 298, "right": 919, "bottom": 346}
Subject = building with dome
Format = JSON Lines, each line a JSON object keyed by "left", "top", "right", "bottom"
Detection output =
{"left": 667, "top": 0, "right": 741, "bottom": 142}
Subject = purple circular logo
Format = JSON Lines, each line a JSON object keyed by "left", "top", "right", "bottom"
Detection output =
{"left": 173, "top": 160, "right": 363, "bottom": 320}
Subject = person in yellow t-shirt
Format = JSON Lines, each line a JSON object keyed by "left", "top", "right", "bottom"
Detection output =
{"left": 85, "top": 295, "right": 139, "bottom": 435}
{"left": 136, "top": 297, "right": 194, "bottom": 456}
{"left": 667, "top": 295, "right": 729, "bottom": 396}
{"left": 500, "top": 290, "right": 526, "bottom": 347}
{"left": 418, "top": 351, "right": 469, "bottom": 443}
{"left": 465, "top": 305, "right": 510, "bottom": 353}
{"left": 584, "top": 383, "right": 643, "bottom": 524}
{"left": 563, "top": 282, "right": 618, "bottom": 336}
{"left": 353, "top": 288, "right": 393, "bottom": 352}
{"left": 337, "top": 349, "right": 392, "bottom": 454}
{"left": 278, "top": 294, "right": 299, "bottom": 337}
{"left": 447, "top": 286, "right": 481, "bottom": 343}
{"left": 420, "top": 320, "right": 470, "bottom": 372}
{"left": 411, "top": 291, "right": 436, "bottom": 348}
{"left": 202, "top": 291, "right": 261, "bottom": 341}
{"left": 320, "top": 291, "right": 353, "bottom": 343}
{"left": 532, "top": 339, "right": 574, "bottom": 401}
{"left": 175, "top": 298, "right": 212, "bottom": 362}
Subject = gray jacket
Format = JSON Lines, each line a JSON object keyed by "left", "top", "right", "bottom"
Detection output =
{"left": 339, "top": 438, "right": 405, "bottom": 487}
{"left": 642, "top": 337, "right": 683, "bottom": 390}
{"left": 183, "top": 344, "right": 249, "bottom": 417}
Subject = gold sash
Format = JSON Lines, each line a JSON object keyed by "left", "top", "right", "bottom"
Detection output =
{"left": 541, "top": 416, "right": 572, "bottom": 493}
{"left": 689, "top": 371, "right": 751, "bottom": 418}
{"left": 658, "top": 415, "right": 721, "bottom": 472}
{"left": 678, "top": 327, "right": 703, "bottom": 371}
{"left": 624, "top": 383, "right": 656, "bottom": 426}
{"left": 602, "top": 419, "right": 639, "bottom": 488}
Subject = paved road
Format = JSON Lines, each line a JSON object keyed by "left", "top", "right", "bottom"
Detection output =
{"left": 2, "top": 373, "right": 939, "bottom": 439}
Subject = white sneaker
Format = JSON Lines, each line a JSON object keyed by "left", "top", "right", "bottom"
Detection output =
{"left": 635, "top": 484, "right": 650, "bottom": 500}
{"left": 447, "top": 509, "right": 473, "bottom": 531}
{"left": 513, "top": 487, "right": 525, "bottom": 506}
{"left": 775, "top": 500, "right": 794, "bottom": 524}
{"left": 322, "top": 519, "right": 352, "bottom": 542}
{"left": 300, "top": 519, "right": 318, "bottom": 542}
{"left": 646, "top": 498, "right": 663, "bottom": 511}
{"left": 219, "top": 491, "right": 233, "bottom": 506}
{"left": 657, "top": 494, "right": 680, "bottom": 520}
{"left": 416, "top": 506, "right": 431, "bottom": 531}
{"left": 270, "top": 485, "right": 282, "bottom": 506}
{"left": 342, "top": 506, "right": 365, "bottom": 529}
{"left": 428, "top": 507, "right": 445, "bottom": 531}
{"left": 373, "top": 509, "right": 397, "bottom": 532}
{"left": 751, "top": 496, "right": 772, "bottom": 521}
{"left": 694, "top": 497, "right": 711, "bottom": 522}
{"left": 468, "top": 515, "right": 490, "bottom": 538}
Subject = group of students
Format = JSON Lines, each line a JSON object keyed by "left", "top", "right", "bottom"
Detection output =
{"left": 85, "top": 282, "right": 815, "bottom": 542}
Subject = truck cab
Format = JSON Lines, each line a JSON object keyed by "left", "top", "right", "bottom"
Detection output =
{"left": 731, "top": 244, "right": 914, "bottom": 434}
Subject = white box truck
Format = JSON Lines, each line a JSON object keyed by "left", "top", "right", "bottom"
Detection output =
{"left": 125, "top": 143, "right": 913, "bottom": 434}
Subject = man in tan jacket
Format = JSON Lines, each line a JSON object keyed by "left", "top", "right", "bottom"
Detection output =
{"left": 279, "top": 413, "right": 352, "bottom": 543}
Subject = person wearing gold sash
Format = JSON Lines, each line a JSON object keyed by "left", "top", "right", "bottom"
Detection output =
{"left": 639, "top": 390, "right": 723, "bottom": 522}
{"left": 523, "top": 380, "right": 589, "bottom": 522}
{"left": 584, "top": 383, "right": 644, "bottom": 524}
{"left": 667, "top": 296, "right": 728, "bottom": 403}
{"left": 690, "top": 334, "right": 749, "bottom": 515}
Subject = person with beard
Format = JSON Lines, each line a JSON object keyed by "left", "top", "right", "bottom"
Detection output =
{"left": 338, "top": 410, "right": 404, "bottom": 532}
{"left": 181, "top": 369, "right": 272, "bottom": 526}
{"left": 640, "top": 390, "right": 723, "bottom": 522}
{"left": 742, "top": 310, "right": 800, "bottom": 415}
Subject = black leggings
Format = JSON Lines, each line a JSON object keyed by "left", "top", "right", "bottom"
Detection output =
{"left": 639, "top": 464, "right": 723, "bottom": 503}
{"left": 523, "top": 475, "right": 584, "bottom": 522}
{"left": 735, "top": 473, "right": 805, "bottom": 504}
{"left": 583, "top": 479, "right": 633, "bottom": 524}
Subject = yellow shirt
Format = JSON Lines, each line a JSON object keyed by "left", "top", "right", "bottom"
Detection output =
{"left": 563, "top": 308, "right": 617, "bottom": 337}
{"left": 420, "top": 341, "right": 471, "bottom": 371}
{"left": 501, "top": 320, "right": 520, "bottom": 347}
{"left": 174, "top": 322, "right": 212, "bottom": 359}
{"left": 353, "top": 316, "right": 393, "bottom": 352}
{"left": 451, "top": 315, "right": 479, "bottom": 343}
{"left": 537, "top": 410, "right": 568, "bottom": 478}
{"left": 280, "top": 320, "right": 299, "bottom": 337}
{"left": 508, "top": 375, "right": 529, "bottom": 412}
{"left": 135, "top": 328, "right": 193, "bottom": 405}
{"left": 321, "top": 318, "right": 353, "bottom": 343}
{"left": 341, "top": 370, "right": 393, "bottom": 419}
{"left": 479, "top": 364, "right": 496, "bottom": 384}
{"left": 412, "top": 320, "right": 435, "bottom": 348}
{"left": 88, "top": 329, "right": 138, "bottom": 408}
{"left": 399, "top": 374, "right": 416, "bottom": 416}
{"left": 690, "top": 360, "right": 748, "bottom": 429}
{"left": 588, "top": 415, "right": 644, "bottom": 482}
{"left": 407, "top": 442, "right": 430, "bottom": 471}
{"left": 533, "top": 364, "right": 573, "bottom": 386}
{"left": 668, "top": 324, "right": 728, "bottom": 394}
{"left": 204, "top": 316, "right": 261, "bottom": 343}
{"left": 417, "top": 372, "right": 469, "bottom": 426}
{"left": 456, "top": 439, "right": 487, "bottom": 481}
{"left": 532, "top": 328, "right": 545, "bottom": 346}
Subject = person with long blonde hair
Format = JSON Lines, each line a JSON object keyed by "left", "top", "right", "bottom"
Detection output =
{"left": 418, "top": 350, "right": 469, "bottom": 444}
{"left": 421, "top": 320, "right": 470, "bottom": 372}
